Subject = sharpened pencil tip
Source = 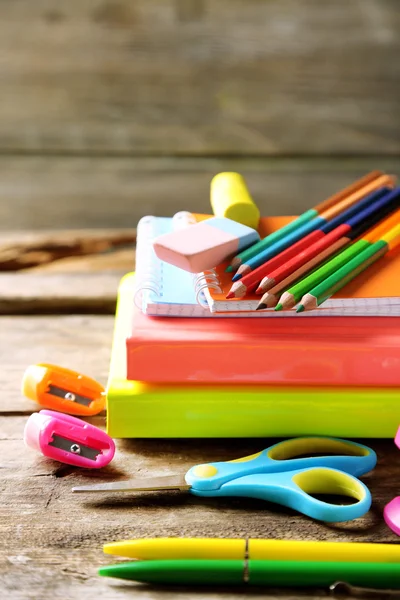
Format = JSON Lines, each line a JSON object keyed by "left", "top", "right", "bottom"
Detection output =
{"left": 275, "top": 304, "right": 283, "bottom": 312}
{"left": 256, "top": 303, "right": 267, "bottom": 311}
{"left": 225, "top": 265, "right": 233, "bottom": 273}
{"left": 226, "top": 291, "right": 235, "bottom": 299}
{"left": 296, "top": 305, "right": 305, "bottom": 313}
{"left": 231, "top": 273, "right": 242, "bottom": 282}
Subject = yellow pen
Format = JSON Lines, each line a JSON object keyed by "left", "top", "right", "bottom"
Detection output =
{"left": 103, "top": 538, "right": 400, "bottom": 563}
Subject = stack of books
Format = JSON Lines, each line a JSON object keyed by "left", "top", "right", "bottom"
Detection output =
{"left": 106, "top": 172, "right": 400, "bottom": 439}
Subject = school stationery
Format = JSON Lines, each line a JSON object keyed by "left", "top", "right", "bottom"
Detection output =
{"left": 24, "top": 410, "right": 115, "bottom": 468}
{"left": 98, "top": 558, "right": 400, "bottom": 588}
{"left": 127, "top": 289, "right": 400, "bottom": 386}
{"left": 233, "top": 173, "right": 395, "bottom": 278}
{"left": 384, "top": 426, "right": 400, "bottom": 537}
{"left": 269, "top": 208, "right": 400, "bottom": 311}
{"left": 233, "top": 184, "right": 394, "bottom": 288}
{"left": 210, "top": 172, "right": 260, "bottom": 229}
{"left": 228, "top": 170, "right": 384, "bottom": 273}
{"left": 73, "top": 436, "right": 374, "bottom": 522}
{"left": 106, "top": 272, "right": 400, "bottom": 438}
{"left": 229, "top": 186, "right": 400, "bottom": 297}
{"left": 22, "top": 364, "right": 106, "bottom": 416}
{"left": 199, "top": 220, "right": 400, "bottom": 315}
{"left": 153, "top": 216, "right": 260, "bottom": 273}
{"left": 256, "top": 189, "right": 399, "bottom": 296}
{"left": 298, "top": 222, "right": 400, "bottom": 312}
{"left": 103, "top": 537, "right": 400, "bottom": 562}
{"left": 134, "top": 212, "right": 213, "bottom": 316}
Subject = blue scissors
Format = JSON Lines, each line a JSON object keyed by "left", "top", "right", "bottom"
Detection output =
{"left": 72, "top": 437, "right": 376, "bottom": 522}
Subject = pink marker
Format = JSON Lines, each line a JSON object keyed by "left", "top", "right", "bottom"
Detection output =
{"left": 24, "top": 409, "right": 115, "bottom": 469}
{"left": 153, "top": 217, "right": 260, "bottom": 273}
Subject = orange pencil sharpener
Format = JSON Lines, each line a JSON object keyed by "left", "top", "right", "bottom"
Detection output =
{"left": 22, "top": 364, "right": 106, "bottom": 416}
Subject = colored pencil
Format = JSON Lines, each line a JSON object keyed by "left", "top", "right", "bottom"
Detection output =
{"left": 265, "top": 188, "right": 400, "bottom": 303}
{"left": 274, "top": 207, "right": 400, "bottom": 311}
{"left": 256, "top": 185, "right": 393, "bottom": 295}
{"left": 297, "top": 223, "right": 400, "bottom": 312}
{"left": 227, "top": 186, "right": 398, "bottom": 300}
{"left": 227, "top": 170, "right": 383, "bottom": 273}
{"left": 232, "top": 174, "right": 395, "bottom": 280}
{"left": 256, "top": 238, "right": 351, "bottom": 309}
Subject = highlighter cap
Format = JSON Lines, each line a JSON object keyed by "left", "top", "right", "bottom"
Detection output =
{"left": 211, "top": 172, "right": 260, "bottom": 229}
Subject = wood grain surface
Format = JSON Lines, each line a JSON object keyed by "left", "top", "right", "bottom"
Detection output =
{"left": 1, "top": 0, "right": 399, "bottom": 595}
{"left": 0, "top": 157, "right": 399, "bottom": 230}
{"left": 0, "top": 0, "right": 398, "bottom": 156}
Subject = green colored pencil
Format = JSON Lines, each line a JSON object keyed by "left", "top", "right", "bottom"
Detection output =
{"left": 277, "top": 238, "right": 371, "bottom": 310}
{"left": 297, "top": 234, "right": 399, "bottom": 312}
{"left": 99, "top": 558, "right": 400, "bottom": 588}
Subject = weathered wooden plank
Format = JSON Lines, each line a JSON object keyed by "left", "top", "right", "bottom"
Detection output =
{"left": 0, "top": 157, "right": 399, "bottom": 230}
{"left": 24, "top": 248, "right": 133, "bottom": 273}
{"left": 0, "top": 1, "right": 398, "bottom": 155}
{"left": 0, "top": 230, "right": 135, "bottom": 271}
{"left": 0, "top": 274, "right": 123, "bottom": 314}
{"left": 0, "top": 315, "right": 113, "bottom": 413}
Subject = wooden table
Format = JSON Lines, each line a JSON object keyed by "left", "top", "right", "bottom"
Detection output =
{"left": 0, "top": 230, "right": 399, "bottom": 600}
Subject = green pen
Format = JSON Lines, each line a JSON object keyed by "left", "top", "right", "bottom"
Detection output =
{"left": 99, "top": 559, "right": 400, "bottom": 588}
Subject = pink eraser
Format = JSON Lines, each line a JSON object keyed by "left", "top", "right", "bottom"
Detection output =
{"left": 153, "top": 217, "right": 260, "bottom": 272}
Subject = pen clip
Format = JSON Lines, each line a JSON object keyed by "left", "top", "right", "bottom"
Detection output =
{"left": 330, "top": 581, "right": 400, "bottom": 598}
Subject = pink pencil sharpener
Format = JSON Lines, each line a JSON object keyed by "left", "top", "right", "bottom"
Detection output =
{"left": 24, "top": 409, "right": 115, "bottom": 469}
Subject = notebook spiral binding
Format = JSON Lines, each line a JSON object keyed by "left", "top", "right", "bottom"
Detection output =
{"left": 193, "top": 269, "right": 222, "bottom": 307}
{"left": 173, "top": 212, "right": 218, "bottom": 308}
{"left": 134, "top": 211, "right": 212, "bottom": 311}
{"left": 133, "top": 215, "right": 163, "bottom": 310}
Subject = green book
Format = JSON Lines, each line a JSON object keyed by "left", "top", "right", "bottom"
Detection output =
{"left": 106, "top": 273, "right": 400, "bottom": 438}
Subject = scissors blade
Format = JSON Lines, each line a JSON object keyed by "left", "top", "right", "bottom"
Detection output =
{"left": 71, "top": 474, "right": 190, "bottom": 494}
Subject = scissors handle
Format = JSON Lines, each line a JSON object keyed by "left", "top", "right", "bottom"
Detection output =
{"left": 185, "top": 437, "right": 376, "bottom": 492}
{"left": 190, "top": 467, "right": 371, "bottom": 523}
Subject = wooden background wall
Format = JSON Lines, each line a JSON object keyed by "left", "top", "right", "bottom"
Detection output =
{"left": 0, "top": 0, "right": 399, "bottom": 230}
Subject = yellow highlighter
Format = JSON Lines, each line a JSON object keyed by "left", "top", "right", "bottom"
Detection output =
{"left": 210, "top": 172, "right": 260, "bottom": 229}
{"left": 103, "top": 538, "right": 400, "bottom": 563}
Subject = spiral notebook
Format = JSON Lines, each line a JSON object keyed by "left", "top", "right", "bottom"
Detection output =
{"left": 134, "top": 211, "right": 214, "bottom": 317}
{"left": 134, "top": 211, "right": 278, "bottom": 317}
{"left": 134, "top": 212, "right": 400, "bottom": 317}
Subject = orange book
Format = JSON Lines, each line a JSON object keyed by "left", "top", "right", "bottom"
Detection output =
{"left": 197, "top": 216, "right": 400, "bottom": 314}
